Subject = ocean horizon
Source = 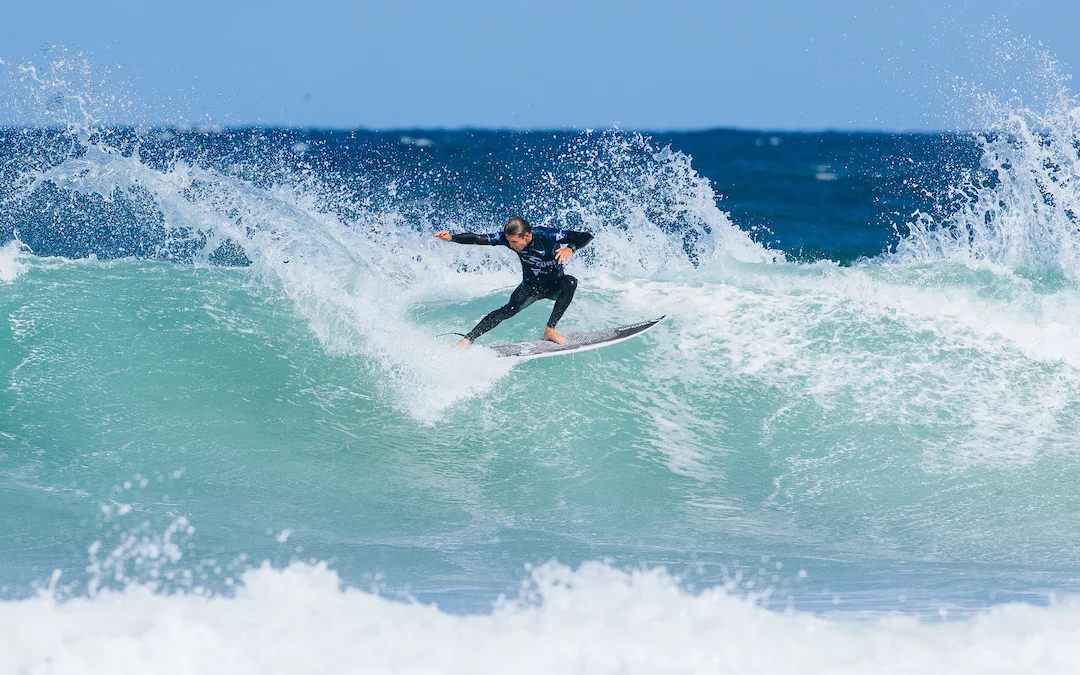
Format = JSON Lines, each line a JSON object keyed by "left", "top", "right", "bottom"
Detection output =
{"left": 4, "top": 44, "right": 1080, "bottom": 673}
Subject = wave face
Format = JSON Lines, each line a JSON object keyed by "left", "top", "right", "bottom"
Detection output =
{"left": 3, "top": 48, "right": 1080, "bottom": 672}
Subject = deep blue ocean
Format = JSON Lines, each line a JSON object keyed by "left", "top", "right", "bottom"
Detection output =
{"left": 3, "top": 51, "right": 1080, "bottom": 673}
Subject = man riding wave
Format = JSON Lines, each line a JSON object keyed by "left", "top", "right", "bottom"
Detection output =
{"left": 435, "top": 217, "right": 594, "bottom": 347}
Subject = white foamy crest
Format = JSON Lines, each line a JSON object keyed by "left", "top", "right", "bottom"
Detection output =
{"left": 32, "top": 146, "right": 512, "bottom": 421}
{"left": 624, "top": 262, "right": 1080, "bottom": 469}
{"left": 16, "top": 125, "right": 780, "bottom": 420}
{"left": 4, "top": 560, "right": 1080, "bottom": 674}
{"left": 543, "top": 131, "right": 781, "bottom": 277}
{"left": 893, "top": 42, "right": 1080, "bottom": 279}
{"left": 0, "top": 241, "right": 27, "bottom": 282}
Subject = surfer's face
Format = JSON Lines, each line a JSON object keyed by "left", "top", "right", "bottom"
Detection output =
{"left": 506, "top": 232, "right": 532, "bottom": 251}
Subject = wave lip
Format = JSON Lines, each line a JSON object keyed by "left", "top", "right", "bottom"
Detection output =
{"left": 0, "top": 241, "right": 27, "bottom": 282}
{"left": 889, "top": 50, "right": 1080, "bottom": 281}
{"left": 4, "top": 561, "right": 1080, "bottom": 675}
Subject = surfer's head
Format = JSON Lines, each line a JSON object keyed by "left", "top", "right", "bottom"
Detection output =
{"left": 504, "top": 217, "right": 533, "bottom": 251}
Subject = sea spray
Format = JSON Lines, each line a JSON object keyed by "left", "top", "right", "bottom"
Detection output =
{"left": 5, "top": 560, "right": 1080, "bottom": 675}
{"left": 0, "top": 241, "right": 26, "bottom": 282}
{"left": 5, "top": 121, "right": 773, "bottom": 420}
{"left": 892, "top": 40, "right": 1080, "bottom": 279}
{"left": 2, "top": 38, "right": 1080, "bottom": 673}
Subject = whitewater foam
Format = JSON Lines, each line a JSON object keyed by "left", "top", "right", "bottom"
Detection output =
{"left": 11, "top": 119, "right": 784, "bottom": 423}
{"left": 4, "top": 561, "right": 1080, "bottom": 675}
{"left": 5, "top": 42, "right": 1080, "bottom": 669}
{"left": 25, "top": 146, "right": 517, "bottom": 421}
{"left": 0, "top": 241, "right": 26, "bottom": 282}
{"left": 893, "top": 37, "right": 1080, "bottom": 281}
{"left": 617, "top": 260, "right": 1080, "bottom": 468}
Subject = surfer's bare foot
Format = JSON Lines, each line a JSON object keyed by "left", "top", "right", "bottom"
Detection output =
{"left": 543, "top": 327, "right": 567, "bottom": 344}
{"left": 456, "top": 337, "right": 472, "bottom": 349}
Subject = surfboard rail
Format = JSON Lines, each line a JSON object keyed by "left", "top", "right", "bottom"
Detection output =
{"left": 489, "top": 316, "right": 665, "bottom": 359}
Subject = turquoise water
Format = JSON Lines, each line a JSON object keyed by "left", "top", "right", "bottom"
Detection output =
{"left": 4, "top": 249, "right": 1080, "bottom": 610}
{"left": 3, "top": 46, "right": 1080, "bottom": 674}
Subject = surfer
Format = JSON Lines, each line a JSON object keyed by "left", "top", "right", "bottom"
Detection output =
{"left": 435, "top": 217, "right": 593, "bottom": 347}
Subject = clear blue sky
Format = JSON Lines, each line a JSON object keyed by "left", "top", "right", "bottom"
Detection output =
{"left": 1, "top": 0, "right": 1078, "bottom": 130}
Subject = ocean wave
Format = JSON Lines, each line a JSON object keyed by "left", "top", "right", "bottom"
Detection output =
{"left": 0, "top": 241, "right": 27, "bottom": 282}
{"left": 890, "top": 44, "right": 1080, "bottom": 280}
{"left": 3, "top": 42, "right": 1080, "bottom": 647}
{"left": 4, "top": 560, "right": 1079, "bottom": 675}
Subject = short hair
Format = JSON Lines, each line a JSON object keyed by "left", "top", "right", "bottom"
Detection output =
{"left": 504, "top": 217, "right": 532, "bottom": 237}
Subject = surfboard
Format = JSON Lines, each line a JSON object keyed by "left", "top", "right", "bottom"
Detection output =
{"left": 490, "top": 316, "right": 665, "bottom": 359}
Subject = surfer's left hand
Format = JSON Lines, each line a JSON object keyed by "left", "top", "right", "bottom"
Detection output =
{"left": 555, "top": 247, "right": 573, "bottom": 264}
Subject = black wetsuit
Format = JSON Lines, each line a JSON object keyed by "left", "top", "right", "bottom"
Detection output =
{"left": 450, "top": 226, "right": 594, "bottom": 342}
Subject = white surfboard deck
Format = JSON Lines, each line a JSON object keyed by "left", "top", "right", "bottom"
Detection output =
{"left": 489, "top": 316, "right": 665, "bottom": 360}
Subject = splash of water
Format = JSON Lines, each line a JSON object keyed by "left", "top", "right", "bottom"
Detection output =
{"left": 0, "top": 241, "right": 27, "bottom": 282}
{"left": 8, "top": 133, "right": 767, "bottom": 420}
{"left": 892, "top": 40, "right": 1080, "bottom": 280}
{"left": 6, "top": 559, "right": 1080, "bottom": 674}
{"left": 2, "top": 50, "right": 782, "bottom": 420}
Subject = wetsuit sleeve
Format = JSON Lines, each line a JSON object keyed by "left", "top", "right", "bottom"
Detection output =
{"left": 560, "top": 230, "right": 594, "bottom": 252}
{"left": 450, "top": 232, "right": 502, "bottom": 245}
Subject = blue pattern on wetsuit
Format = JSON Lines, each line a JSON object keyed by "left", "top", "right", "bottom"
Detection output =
{"left": 486, "top": 226, "right": 569, "bottom": 286}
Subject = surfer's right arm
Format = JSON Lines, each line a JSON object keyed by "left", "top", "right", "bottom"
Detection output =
{"left": 434, "top": 231, "right": 499, "bottom": 245}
